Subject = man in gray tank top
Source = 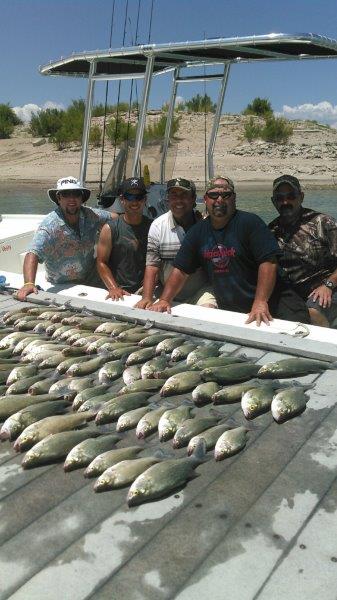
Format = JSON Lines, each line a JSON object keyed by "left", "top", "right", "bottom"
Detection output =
{"left": 96, "top": 177, "right": 151, "bottom": 300}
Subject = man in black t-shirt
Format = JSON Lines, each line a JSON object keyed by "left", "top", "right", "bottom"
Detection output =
{"left": 97, "top": 177, "right": 151, "bottom": 300}
{"left": 149, "top": 176, "right": 310, "bottom": 325}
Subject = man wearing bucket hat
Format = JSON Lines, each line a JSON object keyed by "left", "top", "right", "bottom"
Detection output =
{"left": 16, "top": 176, "right": 113, "bottom": 301}
{"left": 269, "top": 174, "right": 337, "bottom": 327}
{"left": 149, "top": 176, "right": 310, "bottom": 325}
{"left": 135, "top": 177, "right": 216, "bottom": 309}
{"left": 96, "top": 177, "right": 152, "bottom": 300}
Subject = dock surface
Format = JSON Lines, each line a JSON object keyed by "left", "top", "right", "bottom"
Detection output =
{"left": 0, "top": 292, "right": 336, "bottom": 600}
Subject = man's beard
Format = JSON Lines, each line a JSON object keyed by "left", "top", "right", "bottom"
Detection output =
{"left": 212, "top": 204, "right": 227, "bottom": 216}
{"left": 65, "top": 206, "right": 80, "bottom": 216}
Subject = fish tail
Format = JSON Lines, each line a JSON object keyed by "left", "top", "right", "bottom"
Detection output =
{"left": 189, "top": 438, "right": 207, "bottom": 464}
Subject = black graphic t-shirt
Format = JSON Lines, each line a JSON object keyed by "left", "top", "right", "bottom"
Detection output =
{"left": 108, "top": 216, "right": 152, "bottom": 292}
{"left": 174, "top": 211, "right": 282, "bottom": 312}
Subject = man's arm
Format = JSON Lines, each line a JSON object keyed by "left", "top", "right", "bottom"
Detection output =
{"left": 16, "top": 252, "right": 39, "bottom": 301}
{"left": 96, "top": 223, "right": 130, "bottom": 300}
{"left": 308, "top": 267, "right": 337, "bottom": 308}
{"left": 134, "top": 265, "right": 159, "bottom": 309}
{"left": 148, "top": 267, "right": 188, "bottom": 313}
{"left": 246, "top": 259, "right": 277, "bottom": 326}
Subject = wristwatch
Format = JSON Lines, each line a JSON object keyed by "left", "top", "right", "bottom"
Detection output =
{"left": 322, "top": 279, "right": 335, "bottom": 290}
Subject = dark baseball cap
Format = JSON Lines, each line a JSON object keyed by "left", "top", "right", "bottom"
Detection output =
{"left": 166, "top": 177, "right": 196, "bottom": 194}
{"left": 273, "top": 174, "right": 302, "bottom": 193}
{"left": 119, "top": 177, "right": 147, "bottom": 195}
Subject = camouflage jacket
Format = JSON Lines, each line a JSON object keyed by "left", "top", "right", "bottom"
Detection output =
{"left": 269, "top": 207, "right": 337, "bottom": 297}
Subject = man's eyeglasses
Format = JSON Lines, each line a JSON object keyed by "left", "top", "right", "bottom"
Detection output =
{"left": 206, "top": 191, "right": 233, "bottom": 200}
{"left": 123, "top": 192, "right": 146, "bottom": 202}
{"left": 58, "top": 190, "right": 83, "bottom": 199}
{"left": 272, "top": 191, "right": 298, "bottom": 202}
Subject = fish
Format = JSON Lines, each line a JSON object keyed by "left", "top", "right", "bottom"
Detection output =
{"left": 2, "top": 309, "right": 30, "bottom": 324}
{"left": 214, "top": 426, "right": 249, "bottom": 460}
{"left": 6, "top": 364, "right": 39, "bottom": 386}
{"left": 140, "top": 355, "right": 168, "bottom": 379}
{"left": 191, "top": 355, "right": 248, "bottom": 370}
{"left": 72, "top": 335, "right": 101, "bottom": 348}
{"left": 118, "top": 378, "right": 166, "bottom": 395}
{"left": 62, "top": 346, "right": 88, "bottom": 357}
{"left": 0, "top": 369, "right": 13, "bottom": 385}
{"left": 67, "top": 330, "right": 93, "bottom": 344}
{"left": 28, "top": 376, "right": 58, "bottom": 395}
{"left": 12, "top": 336, "right": 42, "bottom": 354}
{"left": 15, "top": 318, "right": 42, "bottom": 331}
{"left": 0, "top": 348, "right": 15, "bottom": 359}
{"left": 49, "top": 376, "right": 95, "bottom": 400}
{"left": 56, "top": 355, "right": 89, "bottom": 375}
{"left": 201, "top": 363, "right": 260, "bottom": 384}
{"left": 241, "top": 385, "right": 277, "bottom": 419}
{"left": 0, "top": 400, "right": 69, "bottom": 441}
{"left": 155, "top": 337, "right": 184, "bottom": 355}
{"left": 160, "top": 371, "right": 202, "bottom": 397}
{"left": 13, "top": 315, "right": 39, "bottom": 327}
{"left": 108, "top": 345, "right": 139, "bottom": 360}
{"left": 95, "top": 392, "right": 152, "bottom": 424}
{"left": 74, "top": 317, "right": 105, "bottom": 331}
{"left": 6, "top": 372, "right": 54, "bottom": 395}
{"left": 171, "top": 343, "right": 199, "bottom": 362}
{"left": 0, "top": 393, "right": 63, "bottom": 420}
{"left": 33, "top": 321, "right": 55, "bottom": 334}
{"left": 158, "top": 405, "right": 194, "bottom": 442}
{"left": 116, "top": 406, "right": 149, "bottom": 432}
{"left": 51, "top": 325, "right": 74, "bottom": 340}
{"left": 63, "top": 433, "right": 121, "bottom": 471}
{"left": 186, "top": 343, "right": 220, "bottom": 366}
{"left": 59, "top": 327, "right": 81, "bottom": 341}
{"left": 60, "top": 314, "right": 84, "bottom": 326}
{"left": 127, "top": 439, "right": 206, "bottom": 506}
{"left": 122, "top": 365, "right": 142, "bottom": 385}
{"left": 108, "top": 323, "right": 138, "bottom": 337}
{"left": 85, "top": 337, "right": 111, "bottom": 354}
{"left": 84, "top": 446, "right": 143, "bottom": 478}
{"left": 212, "top": 379, "right": 266, "bottom": 404}
{"left": 192, "top": 381, "right": 220, "bottom": 406}
{"left": 125, "top": 347, "right": 157, "bottom": 366}
{"left": 22, "top": 429, "right": 101, "bottom": 469}
{"left": 14, "top": 411, "right": 94, "bottom": 452}
{"left": 66, "top": 354, "right": 114, "bottom": 377}
{"left": 187, "top": 423, "right": 231, "bottom": 455}
{"left": 94, "top": 321, "right": 125, "bottom": 334}
{"left": 154, "top": 362, "right": 190, "bottom": 379}
{"left": 98, "top": 360, "right": 124, "bottom": 383}
{"left": 117, "top": 331, "right": 150, "bottom": 344}
{"left": 173, "top": 415, "right": 220, "bottom": 448}
{"left": 0, "top": 331, "right": 35, "bottom": 350}
{"left": 138, "top": 333, "right": 176, "bottom": 348}
{"left": 75, "top": 390, "right": 121, "bottom": 411}
{"left": 257, "top": 358, "right": 336, "bottom": 379}
{"left": 39, "top": 351, "right": 69, "bottom": 369}
{"left": 271, "top": 386, "right": 311, "bottom": 423}
{"left": 136, "top": 407, "right": 168, "bottom": 439}
{"left": 72, "top": 385, "right": 109, "bottom": 411}
{"left": 50, "top": 310, "right": 75, "bottom": 323}
{"left": 95, "top": 457, "right": 160, "bottom": 492}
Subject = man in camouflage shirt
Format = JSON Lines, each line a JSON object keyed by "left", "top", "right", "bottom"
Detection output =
{"left": 269, "top": 174, "right": 337, "bottom": 327}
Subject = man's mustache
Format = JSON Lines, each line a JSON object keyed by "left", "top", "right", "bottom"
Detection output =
{"left": 279, "top": 203, "right": 293, "bottom": 213}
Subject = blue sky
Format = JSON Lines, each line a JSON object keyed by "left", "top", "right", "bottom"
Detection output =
{"left": 2, "top": 0, "right": 337, "bottom": 124}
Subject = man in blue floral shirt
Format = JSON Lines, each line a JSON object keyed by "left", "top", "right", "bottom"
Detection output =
{"left": 16, "top": 176, "right": 113, "bottom": 301}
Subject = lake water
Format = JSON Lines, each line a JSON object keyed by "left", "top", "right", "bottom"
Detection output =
{"left": 1, "top": 185, "right": 337, "bottom": 224}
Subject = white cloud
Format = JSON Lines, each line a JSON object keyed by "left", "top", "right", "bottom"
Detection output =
{"left": 13, "top": 101, "right": 65, "bottom": 123}
{"left": 175, "top": 95, "right": 185, "bottom": 106}
{"left": 278, "top": 101, "right": 337, "bottom": 127}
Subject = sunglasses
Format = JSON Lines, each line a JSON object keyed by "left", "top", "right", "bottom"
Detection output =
{"left": 58, "top": 190, "right": 83, "bottom": 198}
{"left": 123, "top": 192, "right": 146, "bottom": 202}
{"left": 206, "top": 191, "right": 233, "bottom": 200}
{"left": 272, "top": 191, "right": 298, "bottom": 202}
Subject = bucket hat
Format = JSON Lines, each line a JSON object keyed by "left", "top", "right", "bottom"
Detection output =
{"left": 48, "top": 176, "right": 91, "bottom": 203}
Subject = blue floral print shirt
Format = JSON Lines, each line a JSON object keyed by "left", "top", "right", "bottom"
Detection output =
{"left": 29, "top": 205, "right": 112, "bottom": 284}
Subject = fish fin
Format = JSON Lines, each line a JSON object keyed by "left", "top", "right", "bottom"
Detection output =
{"left": 189, "top": 438, "right": 208, "bottom": 463}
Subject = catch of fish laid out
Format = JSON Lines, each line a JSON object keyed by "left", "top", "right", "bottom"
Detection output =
{"left": 0, "top": 303, "right": 336, "bottom": 507}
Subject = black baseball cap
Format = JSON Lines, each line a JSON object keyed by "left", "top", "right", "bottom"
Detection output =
{"left": 273, "top": 175, "right": 302, "bottom": 194}
{"left": 119, "top": 177, "right": 147, "bottom": 195}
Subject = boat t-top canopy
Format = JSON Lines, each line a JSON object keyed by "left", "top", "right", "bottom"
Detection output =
{"left": 39, "top": 33, "right": 337, "bottom": 184}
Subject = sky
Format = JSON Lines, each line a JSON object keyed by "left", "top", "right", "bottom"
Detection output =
{"left": 2, "top": 0, "right": 337, "bottom": 125}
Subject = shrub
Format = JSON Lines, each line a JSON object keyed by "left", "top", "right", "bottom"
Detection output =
{"left": 89, "top": 124, "right": 102, "bottom": 147}
{"left": 30, "top": 108, "right": 64, "bottom": 137}
{"left": 243, "top": 117, "right": 262, "bottom": 142}
{"left": 185, "top": 94, "right": 216, "bottom": 113}
{"left": 261, "top": 116, "right": 293, "bottom": 143}
{"left": 243, "top": 97, "right": 273, "bottom": 117}
{"left": 144, "top": 114, "right": 180, "bottom": 141}
{"left": 0, "top": 103, "right": 21, "bottom": 126}
{"left": 106, "top": 117, "right": 137, "bottom": 145}
{"left": 0, "top": 117, "right": 14, "bottom": 139}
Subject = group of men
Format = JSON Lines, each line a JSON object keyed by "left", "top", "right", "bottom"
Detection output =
{"left": 17, "top": 172, "right": 337, "bottom": 328}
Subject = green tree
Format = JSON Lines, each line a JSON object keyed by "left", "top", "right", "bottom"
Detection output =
{"left": 185, "top": 94, "right": 216, "bottom": 113}
{"left": 0, "top": 103, "right": 21, "bottom": 138}
{"left": 243, "top": 97, "right": 273, "bottom": 117}
{"left": 243, "top": 117, "right": 262, "bottom": 142}
{"left": 144, "top": 114, "right": 180, "bottom": 141}
{"left": 30, "top": 108, "right": 64, "bottom": 137}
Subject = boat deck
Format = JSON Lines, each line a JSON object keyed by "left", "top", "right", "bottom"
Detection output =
{"left": 0, "top": 292, "right": 336, "bottom": 600}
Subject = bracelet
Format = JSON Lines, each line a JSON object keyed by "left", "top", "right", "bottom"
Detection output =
{"left": 23, "top": 282, "right": 35, "bottom": 287}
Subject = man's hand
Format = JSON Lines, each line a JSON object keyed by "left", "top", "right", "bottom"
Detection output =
{"left": 308, "top": 285, "right": 332, "bottom": 308}
{"left": 106, "top": 287, "right": 131, "bottom": 301}
{"left": 148, "top": 299, "right": 172, "bottom": 313}
{"left": 134, "top": 298, "right": 153, "bottom": 309}
{"left": 245, "top": 299, "right": 273, "bottom": 326}
{"left": 15, "top": 284, "right": 38, "bottom": 302}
